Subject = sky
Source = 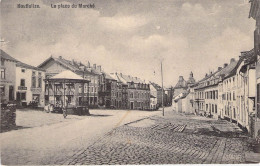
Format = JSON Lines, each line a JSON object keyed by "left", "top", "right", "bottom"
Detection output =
{"left": 0, "top": 0, "right": 256, "bottom": 87}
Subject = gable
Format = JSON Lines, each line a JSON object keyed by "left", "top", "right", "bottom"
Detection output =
{"left": 41, "top": 59, "right": 69, "bottom": 76}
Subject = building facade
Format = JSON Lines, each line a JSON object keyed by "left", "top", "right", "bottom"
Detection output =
{"left": 149, "top": 82, "right": 162, "bottom": 108}
{"left": 117, "top": 74, "right": 150, "bottom": 110}
{"left": 16, "top": 62, "right": 45, "bottom": 107}
{"left": 38, "top": 56, "right": 100, "bottom": 107}
{"left": 249, "top": 0, "right": 260, "bottom": 138}
{"left": 0, "top": 50, "right": 17, "bottom": 103}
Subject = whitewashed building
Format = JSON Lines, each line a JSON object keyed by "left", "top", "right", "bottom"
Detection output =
{"left": 15, "top": 62, "right": 46, "bottom": 107}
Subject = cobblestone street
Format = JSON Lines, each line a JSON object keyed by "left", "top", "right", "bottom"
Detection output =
{"left": 62, "top": 110, "right": 251, "bottom": 165}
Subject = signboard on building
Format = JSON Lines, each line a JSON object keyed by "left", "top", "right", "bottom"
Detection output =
{"left": 18, "top": 86, "right": 27, "bottom": 90}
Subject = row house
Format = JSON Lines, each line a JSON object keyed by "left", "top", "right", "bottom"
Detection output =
{"left": 193, "top": 77, "right": 206, "bottom": 115}
{"left": 193, "top": 50, "right": 257, "bottom": 134}
{"left": 1, "top": 49, "right": 46, "bottom": 108}
{"left": 149, "top": 82, "right": 163, "bottom": 107}
{"left": 164, "top": 87, "right": 173, "bottom": 106}
{"left": 222, "top": 50, "right": 256, "bottom": 133}
{"left": 249, "top": 0, "right": 260, "bottom": 138}
{"left": 38, "top": 56, "right": 100, "bottom": 108}
{"left": 0, "top": 49, "right": 17, "bottom": 103}
{"left": 16, "top": 62, "right": 45, "bottom": 107}
{"left": 110, "top": 73, "right": 128, "bottom": 109}
{"left": 98, "top": 72, "right": 116, "bottom": 108}
{"left": 116, "top": 73, "right": 150, "bottom": 110}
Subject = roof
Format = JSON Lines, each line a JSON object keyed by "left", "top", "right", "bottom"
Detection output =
{"left": 174, "top": 76, "right": 187, "bottom": 89}
{"left": 17, "top": 61, "right": 45, "bottom": 71}
{"left": 150, "top": 95, "right": 156, "bottom": 98}
{"left": 114, "top": 73, "right": 128, "bottom": 85}
{"left": 118, "top": 73, "right": 146, "bottom": 84}
{"left": 38, "top": 56, "right": 100, "bottom": 75}
{"left": 249, "top": 0, "right": 260, "bottom": 20}
{"left": 227, "top": 49, "right": 255, "bottom": 76}
{"left": 0, "top": 49, "right": 18, "bottom": 62}
{"left": 48, "top": 70, "right": 89, "bottom": 83}
{"left": 150, "top": 82, "right": 162, "bottom": 90}
{"left": 104, "top": 73, "right": 117, "bottom": 81}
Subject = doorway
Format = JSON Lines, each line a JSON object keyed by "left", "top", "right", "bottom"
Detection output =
{"left": 130, "top": 102, "right": 134, "bottom": 109}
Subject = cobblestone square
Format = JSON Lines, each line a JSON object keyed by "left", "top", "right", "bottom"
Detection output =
{"left": 62, "top": 110, "right": 252, "bottom": 165}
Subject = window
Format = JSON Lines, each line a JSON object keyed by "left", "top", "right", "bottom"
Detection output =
{"left": 0, "top": 86, "right": 5, "bottom": 96}
{"left": 130, "top": 92, "right": 134, "bottom": 98}
{"left": 1, "top": 59, "right": 4, "bottom": 66}
{"left": 21, "top": 69, "right": 25, "bottom": 73}
{"left": 21, "top": 92, "right": 26, "bottom": 100}
{"left": 38, "top": 72, "right": 42, "bottom": 88}
{"left": 20, "top": 79, "right": 25, "bottom": 86}
{"left": 1, "top": 69, "right": 5, "bottom": 79}
{"left": 31, "top": 71, "right": 36, "bottom": 88}
{"left": 233, "top": 91, "right": 236, "bottom": 100}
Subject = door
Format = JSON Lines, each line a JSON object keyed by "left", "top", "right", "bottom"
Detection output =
{"left": 9, "top": 86, "right": 14, "bottom": 101}
{"left": 130, "top": 102, "right": 134, "bottom": 109}
{"left": 16, "top": 92, "right": 21, "bottom": 101}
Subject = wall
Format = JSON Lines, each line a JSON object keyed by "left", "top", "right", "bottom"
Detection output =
{"left": 15, "top": 66, "right": 45, "bottom": 107}
{"left": 1, "top": 59, "right": 16, "bottom": 103}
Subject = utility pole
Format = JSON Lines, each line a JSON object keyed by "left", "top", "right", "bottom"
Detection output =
{"left": 161, "top": 61, "right": 164, "bottom": 116}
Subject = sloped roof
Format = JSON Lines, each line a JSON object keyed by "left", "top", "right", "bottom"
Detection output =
{"left": 17, "top": 61, "right": 45, "bottom": 71}
{"left": 150, "top": 82, "right": 162, "bottom": 90}
{"left": 219, "top": 59, "right": 239, "bottom": 79}
{"left": 114, "top": 73, "right": 128, "bottom": 85}
{"left": 119, "top": 73, "right": 146, "bottom": 84}
{"left": 104, "top": 72, "right": 117, "bottom": 81}
{"left": 38, "top": 56, "right": 100, "bottom": 75}
{"left": 0, "top": 49, "right": 18, "bottom": 62}
{"left": 50, "top": 70, "right": 85, "bottom": 80}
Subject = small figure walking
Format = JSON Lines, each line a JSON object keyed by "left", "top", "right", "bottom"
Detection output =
{"left": 63, "top": 107, "right": 67, "bottom": 118}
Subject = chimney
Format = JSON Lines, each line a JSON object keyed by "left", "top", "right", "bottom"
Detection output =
{"left": 59, "top": 56, "right": 62, "bottom": 59}
{"left": 230, "top": 58, "right": 235, "bottom": 63}
{"left": 93, "top": 64, "right": 96, "bottom": 69}
{"left": 223, "top": 63, "right": 228, "bottom": 68}
{"left": 97, "top": 65, "right": 101, "bottom": 72}
{"left": 120, "top": 73, "right": 123, "bottom": 77}
{"left": 190, "top": 71, "right": 193, "bottom": 78}
{"left": 205, "top": 73, "right": 208, "bottom": 77}
{"left": 87, "top": 61, "right": 90, "bottom": 68}
{"left": 218, "top": 67, "right": 222, "bottom": 71}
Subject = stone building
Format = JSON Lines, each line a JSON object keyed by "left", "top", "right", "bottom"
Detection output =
{"left": 16, "top": 62, "right": 46, "bottom": 107}
{"left": 38, "top": 56, "right": 100, "bottom": 107}
{"left": 0, "top": 49, "right": 17, "bottom": 103}
{"left": 149, "top": 82, "right": 162, "bottom": 107}
{"left": 172, "top": 72, "right": 196, "bottom": 114}
{"left": 249, "top": 0, "right": 260, "bottom": 137}
{"left": 117, "top": 73, "right": 150, "bottom": 110}
{"left": 173, "top": 76, "right": 188, "bottom": 97}
{"left": 235, "top": 50, "right": 257, "bottom": 133}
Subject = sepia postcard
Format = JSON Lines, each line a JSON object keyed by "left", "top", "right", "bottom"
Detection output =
{"left": 0, "top": 0, "right": 260, "bottom": 165}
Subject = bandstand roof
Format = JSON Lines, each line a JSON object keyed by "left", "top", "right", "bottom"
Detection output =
{"left": 46, "top": 70, "right": 90, "bottom": 83}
